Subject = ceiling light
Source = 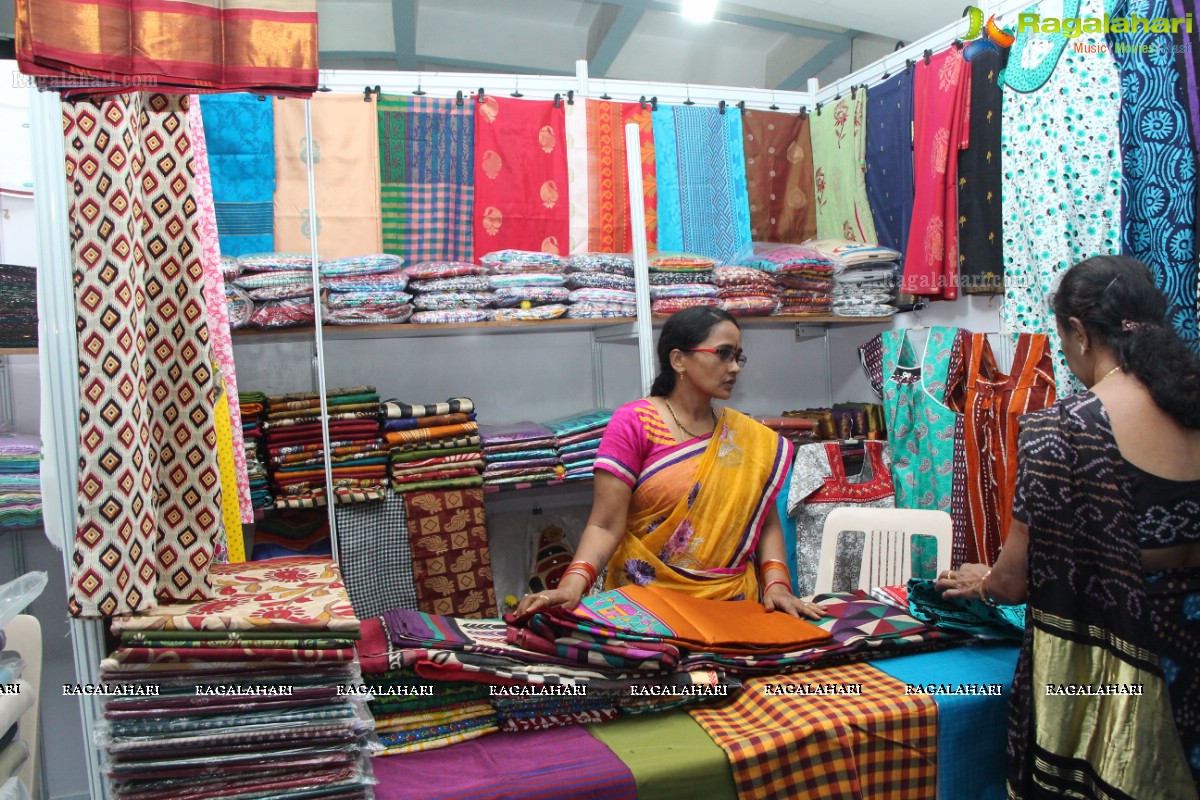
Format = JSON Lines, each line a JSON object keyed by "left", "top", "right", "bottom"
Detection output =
{"left": 680, "top": 0, "right": 717, "bottom": 22}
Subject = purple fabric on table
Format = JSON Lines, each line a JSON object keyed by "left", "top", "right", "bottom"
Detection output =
{"left": 0, "top": 434, "right": 41, "bottom": 456}
{"left": 478, "top": 421, "right": 555, "bottom": 447}
{"left": 371, "top": 725, "right": 637, "bottom": 800}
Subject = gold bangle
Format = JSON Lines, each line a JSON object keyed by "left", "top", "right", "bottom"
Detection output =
{"left": 980, "top": 569, "right": 998, "bottom": 607}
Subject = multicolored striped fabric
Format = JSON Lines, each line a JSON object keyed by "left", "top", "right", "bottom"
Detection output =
{"left": 689, "top": 662, "right": 937, "bottom": 799}
{"left": 378, "top": 95, "right": 475, "bottom": 264}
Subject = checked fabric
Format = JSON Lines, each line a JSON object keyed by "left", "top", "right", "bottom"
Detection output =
{"left": 688, "top": 661, "right": 937, "bottom": 799}
{"left": 64, "top": 93, "right": 222, "bottom": 617}
{"left": 334, "top": 490, "right": 419, "bottom": 620}
{"left": 402, "top": 488, "right": 497, "bottom": 618}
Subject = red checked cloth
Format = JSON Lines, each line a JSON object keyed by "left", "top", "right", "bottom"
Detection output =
{"left": 688, "top": 661, "right": 937, "bottom": 799}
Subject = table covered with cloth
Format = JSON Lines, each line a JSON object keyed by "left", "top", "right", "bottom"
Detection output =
{"left": 371, "top": 643, "right": 1020, "bottom": 800}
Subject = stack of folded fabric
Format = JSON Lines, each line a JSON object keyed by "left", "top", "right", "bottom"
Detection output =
{"left": 833, "top": 401, "right": 887, "bottom": 440}
{"left": 479, "top": 421, "right": 561, "bottom": 489}
{"left": 753, "top": 415, "right": 818, "bottom": 446}
{"left": 805, "top": 239, "right": 901, "bottom": 318}
{"left": 563, "top": 254, "right": 636, "bottom": 319}
{"left": 648, "top": 253, "right": 719, "bottom": 315}
{"left": 479, "top": 250, "right": 569, "bottom": 322}
{"left": 382, "top": 397, "right": 483, "bottom": 493}
{"left": 712, "top": 265, "right": 780, "bottom": 317}
{"left": 100, "top": 558, "right": 375, "bottom": 800}
{"left": 252, "top": 509, "right": 331, "bottom": 560}
{"left": 224, "top": 284, "right": 254, "bottom": 330}
{"left": 365, "top": 668, "right": 498, "bottom": 755}
{"left": 404, "top": 262, "right": 493, "bottom": 325}
{"left": 320, "top": 254, "right": 413, "bottom": 325}
{"left": 234, "top": 253, "right": 317, "bottom": 329}
{"left": 0, "top": 434, "right": 41, "bottom": 529}
{"left": 543, "top": 409, "right": 613, "bottom": 482}
{"left": 264, "top": 386, "right": 387, "bottom": 508}
{"left": 238, "top": 390, "right": 273, "bottom": 510}
{"left": 741, "top": 243, "right": 837, "bottom": 315}
{"left": 0, "top": 265, "right": 37, "bottom": 349}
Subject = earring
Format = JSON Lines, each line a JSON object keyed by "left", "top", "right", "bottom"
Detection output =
{"left": 1079, "top": 344, "right": 1086, "bottom": 356}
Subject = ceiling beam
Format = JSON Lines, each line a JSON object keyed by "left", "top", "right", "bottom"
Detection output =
{"left": 775, "top": 37, "right": 852, "bottom": 90}
{"left": 577, "top": 0, "right": 857, "bottom": 41}
{"left": 392, "top": 0, "right": 418, "bottom": 70}
{"left": 416, "top": 55, "right": 575, "bottom": 77}
{"left": 588, "top": 4, "right": 645, "bottom": 77}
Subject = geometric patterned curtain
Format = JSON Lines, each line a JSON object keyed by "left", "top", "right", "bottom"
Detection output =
{"left": 63, "top": 93, "right": 221, "bottom": 617}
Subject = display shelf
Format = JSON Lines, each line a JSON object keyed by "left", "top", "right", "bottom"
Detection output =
{"left": 230, "top": 316, "right": 639, "bottom": 345}
{"left": 0, "top": 347, "right": 37, "bottom": 355}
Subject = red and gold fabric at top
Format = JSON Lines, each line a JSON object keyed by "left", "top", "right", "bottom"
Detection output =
{"left": 472, "top": 96, "right": 569, "bottom": 262}
{"left": 15, "top": 0, "right": 319, "bottom": 95}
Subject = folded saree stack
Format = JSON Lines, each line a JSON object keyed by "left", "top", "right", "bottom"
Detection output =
{"left": 481, "top": 249, "right": 570, "bottom": 321}
{"left": 0, "top": 265, "right": 37, "bottom": 349}
{"left": 806, "top": 239, "right": 902, "bottom": 318}
{"left": 320, "top": 254, "right": 413, "bottom": 325}
{"left": 478, "top": 421, "right": 562, "bottom": 489}
{"left": 234, "top": 253, "right": 317, "bottom": 330}
{"left": 564, "top": 254, "right": 637, "bottom": 319}
{"left": 713, "top": 265, "right": 781, "bottom": 317}
{"left": 98, "top": 558, "right": 376, "bottom": 800}
{"left": 542, "top": 409, "right": 614, "bottom": 482}
{"left": 238, "top": 391, "right": 274, "bottom": 510}
{"left": 647, "top": 252, "right": 720, "bottom": 315}
{"left": 382, "top": 397, "right": 484, "bottom": 492}
{"left": 264, "top": 386, "right": 386, "bottom": 508}
{"left": 0, "top": 434, "right": 40, "bottom": 529}
{"left": 742, "top": 243, "right": 838, "bottom": 315}
{"left": 404, "top": 262, "right": 494, "bottom": 324}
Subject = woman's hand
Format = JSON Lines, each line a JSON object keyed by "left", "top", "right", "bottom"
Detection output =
{"left": 514, "top": 579, "right": 586, "bottom": 617}
{"left": 935, "top": 563, "right": 991, "bottom": 601}
{"left": 764, "top": 583, "right": 826, "bottom": 621}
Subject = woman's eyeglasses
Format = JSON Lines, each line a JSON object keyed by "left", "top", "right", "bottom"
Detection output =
{"left": 686, "top": 346, "right": 748, "bottom": 367}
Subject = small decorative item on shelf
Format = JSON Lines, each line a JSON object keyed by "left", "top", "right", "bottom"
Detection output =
{"left": 528, "top": 523, "right": 575, "bottom": 594}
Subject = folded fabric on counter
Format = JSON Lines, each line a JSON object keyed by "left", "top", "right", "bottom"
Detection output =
{"left": 905, "top": 578, "right": 1025, "bottom": 640}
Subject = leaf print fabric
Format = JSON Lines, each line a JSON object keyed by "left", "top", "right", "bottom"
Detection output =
{"left": 810, "top": 92, "right": 877, "bottom": 244}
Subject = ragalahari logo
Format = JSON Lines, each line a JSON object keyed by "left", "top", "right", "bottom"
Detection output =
{"left": 962, "top": 6, "right": 1016, "bottom": 61}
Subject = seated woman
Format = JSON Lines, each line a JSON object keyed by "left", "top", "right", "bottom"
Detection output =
{"left": 937, "top": 256, "right": 1200, "bottom": 797}
{"left": 515, "top": 306, "right": 822, "bottom": 620}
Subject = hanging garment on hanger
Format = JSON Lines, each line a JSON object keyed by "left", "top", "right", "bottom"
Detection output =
{"left": 902, "top": 47, "right": 971, "bottom": 300}
{"left": 810, "top": 91, "right": 877, "bottom": 244}
{"left": 1108, "top": 0, "right": 1199, "bottom": 348}
{"left": 565, "top": 101, "right": 590, "bottom": 255}
{"left": 199, "top": 94, "right": 275, "bottom": 257}
{"left": 957, "top": 48, "right": 1004, "bottom": 296}
{"left": 742, "top": 109, "right": 818, "bottom": 244}
{"left": 864, "top": 71, "right": 915, "bottom": 261}
{"left": 626, "top": 104, "right": 658, "bottom": 251}
{"left": 472, "top": 96, "right": 569, "bottom": 261}
{"left": 1001, "top": 0, "right": 1121, "bottom": 392}
{"left": 64, "top": 94, "right": 222, "bottom": 617}
{"left": 274, "top": 94, "right": 384, "bottom": 258}
{"left": 785, "top": 440, "right": 896, "bottom": 596}
{"left": 961, "top": 333, "right": 1056, "bottom": 567}
{"left": 377, "top": 95, "right": 475, "bottom": 265}
{"left": 585, "top": 99, "right": 639, "bottom": 253}
{"left": 652, "top": 104, "right": 753, "bottom": 264}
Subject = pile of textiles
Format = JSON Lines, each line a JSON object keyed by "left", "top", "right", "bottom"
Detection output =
{"left": 382, "top": 397, "right": 483, "bottom": 492}
{"left": 232, "top": 253, "right": 317, "bottom": 329}
{"left": 238, "top": 391, "right": 273, "bottom": 510}
{"left": 781, "top": 404, "right": 886, "bottom": 441}
{"left": 753, "top": 416, "right": 817, "bottom": 446}
{"left": 648, "top": 253, "right": 719, "bottom": 316}
{"left": 365, "top": 668, "right": 498, "bottom": 755}
{"left": 543, "top": 409, "right": 614, "bottom": 482}
{"left": 0, "top": 265, "right": 36, "bottom": 349}
{"left": 0, "top": 434, "right": 40, "bottom": 529}
{"left": 564, "top": 254, "right": 637, "bottom": 319}
{"left": 99, "top": 558, "right": 376, "bottom": 800}
{"left": 481, "top": 250, "right": 570, "bottom": 322}
{"left": 264, "top": 386, "right": 387, "bottom": 508}
{"left": 805, "top": 239, "right": 901, "bottom": 318}
{"left": 743, "top": 243, "right": 837, "bottom": 315}
{"left": 252, "top": 509, "right": 331, "bottom": 560}
{"left": 712, "top": 265, "right": 780, "bottom": 317}
{"left": 403, "top": 262, "right": 493, "bottom": 325}
{"left": 478, "top": 421, "right": 561, "bottom": 489}
{"left": 320, "top": 254, "right": 412, "bottom": 325}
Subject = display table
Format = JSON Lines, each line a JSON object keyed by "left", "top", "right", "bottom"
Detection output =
{"left": 371, "top": 643, "right": 1021, "bottom": 800}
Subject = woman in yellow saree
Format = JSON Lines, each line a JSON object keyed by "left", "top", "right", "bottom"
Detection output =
{"left": 515, "top": 307, "right": 821, "bottom": 620}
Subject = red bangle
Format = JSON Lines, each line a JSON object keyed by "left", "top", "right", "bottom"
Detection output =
{"left": 760, "top": 559, "right": 789, "bottom": 575}
{"left": 763, "top": 579, "right": 791, "bottom": 596}
{"left": 567, "top": 560, "right": 598, "bottom": 583}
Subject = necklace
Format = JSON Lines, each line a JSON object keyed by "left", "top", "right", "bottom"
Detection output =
{"left": 1094, "top": 364, "right": 1122, "bottom": 386}
{"left": 664, "top": 398, "right": 717, "bottom": 440}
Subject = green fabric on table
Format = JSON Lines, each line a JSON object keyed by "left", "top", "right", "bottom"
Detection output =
{"left": 587, "top": 710, "right": 737, "bottom": 800}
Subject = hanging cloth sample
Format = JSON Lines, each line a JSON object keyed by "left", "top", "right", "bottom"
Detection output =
{"left": 63, "top": 93, "right": 222, "bottom": 617}
{"left": 565, "top": 101, "right": 590, "bottom": 255}
{"left": 652, "top": 105, "right": 753, "bottom": 264}
{"left": 864, "top": 71, "right": 915, "bottom": 260}
{"left": 957, "top": 48, "right": 1004, "bottom": 296}
{"left": 473, "top": 96, "right": 569, "bottom": 260}
{"left": 1108, "top": 0, "right": 1199, "bottom": 348}
{"left": 199, "top": 94, "right": 276, "bottom": 257}
{"left": 810, "top": 92, "right": 878, "bottom": 244}
{"left": 13, "top": 0, "right": 319, "bottom": 96}
{"left": 1001, "top": 0, "right": 1123, "bottom": 391}
{"left": 960, "top": 333, "right": 1056, "bottom": 567}
{"left": 902, "top": 48, "right": 971, "bottom": 300}
{"left": 402, "top": 488, "right": 498, "bottom": 618}
{"left": 189, "top": 96, "right": 254, "bottom": 532}
{"left": 741, "top": 109, "right": 818, "bottom": 244}
{"left": 1171, "top": 0, "right": 1200, "bottom": 169}
{"left": 274, "top": 94, "right": 384, "bottom": 259}
{"left": 628, "top": 104, "right": 659, "bottom": 251}
{"left": 377, "top": 95, "right": 475, "bottom": 265}
{"left": 584, "top": 99, "right": 638, "bottom": 253}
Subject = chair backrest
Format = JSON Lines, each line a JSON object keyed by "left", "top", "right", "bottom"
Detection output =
{"left": 814, "top": 507, "right": 952, "bottom": 594}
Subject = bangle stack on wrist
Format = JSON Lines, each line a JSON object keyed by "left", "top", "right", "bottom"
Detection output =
{"left": 980, "top": 568, "right": 998, "bottom": 607}
{"left": 760, "top": 558, "right": 792, "bottom": 597}
{"left": 763, "top": 578, "right": 791, "bottom": 595}
{"left": 562, "top": 560, "right": 598, "bottom": 590}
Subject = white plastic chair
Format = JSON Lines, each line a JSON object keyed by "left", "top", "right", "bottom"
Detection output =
{"left": 814, "top": 507, "right": 952, "bottom": 594}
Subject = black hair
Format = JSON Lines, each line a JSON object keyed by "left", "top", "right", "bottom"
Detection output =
{"left": 649, "top": 307, "right": 740, "bottom": 397}
{"left": 1052, "top": 255, "right": 1200, "bottom": 429}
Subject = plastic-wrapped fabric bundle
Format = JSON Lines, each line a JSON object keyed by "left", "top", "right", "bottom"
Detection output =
{"left": 402, "top": 261, "right": 486, "bottom": 280}
{"left": 234, "top": 269, "right": 312, "bottom": 290}
{"left": 322, "top": 304, "right": 414, "bottom": 325}
{"left": 649, "top": 283, "right": 718, "bottom": 299}
{"left": 410, "top": 309, "right": 492, "bottom": 324}
{"left": 651, "top": 297, "right": 718, "bottom": 314}
{"left": 565, "top": 253, "right": 634, "bottom": 274}
{"left": 492, "top": 304, "right": 569, "bottom": 321}
{"left": 236, "top": 253, "right": 314, "bottom": 272}
{"left": 412, "top": 292, "right": 493, "bottom": 311}
{"left": 246, "top": 285, "right": 313, "bottom": 302}
{"left": 567, "top": 288, "right": 635, "bottom": 306}
{"left": 318, "top": 254, "right": 404, "bottom": 277}
{"left": 718, "top": 295, "right": 781, "bottom": 316}
{"left": 563, "top": 272, "right": 634, "bottom": 291}
{"left": 249, "top": 298, "right": 315, "bottom": 329}
{"left": 648, "top": 252, "right": 717, "bottom": 271}
{"left": 712, "top": 266, "right": 775, "bottom": 288}
{"left": 219, "top": 255, "right": 240, "bottom": 282}
{"left": 566, "top": 303, "right": 636, "bottom": 319}
{"left": 490, "top": 287, "right": 571, "bottom": 307}
{"left": 409, "top": 276, "right": 492, "bottom": 293}
{"left": 224, "top": 285, "right": 254, "bottom": 330}
{"left": 487, "top": 273, "right": 566, "bottom": 289}
{"left": 480, "top": 249, "right": 564, "bottom": 274}
{"left": 322, "top": 270, "right": 409, "bottom": 293}
{"left": 742, "top": 242, "right": 837, "bottom": 274}
{"left": 324, "top": 291, "right": 415, "bottom": 309}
